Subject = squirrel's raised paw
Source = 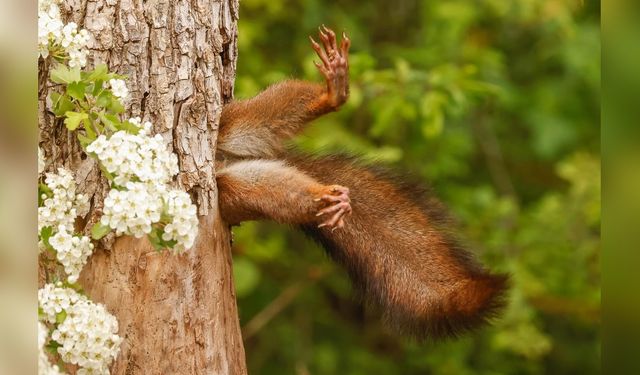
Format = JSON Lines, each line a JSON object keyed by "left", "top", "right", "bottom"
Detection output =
{"left": 315, "top": 185, "right": 351, "bottom": 231}
{"left": 309, "top": 25, "right": 350, "bottom": 108}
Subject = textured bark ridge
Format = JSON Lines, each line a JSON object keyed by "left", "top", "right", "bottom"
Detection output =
{"left": 38, "top": 0, "right": 247, "bottom": 373}
{"left": 79, "top": 216, "right": 245, "bottom": 374}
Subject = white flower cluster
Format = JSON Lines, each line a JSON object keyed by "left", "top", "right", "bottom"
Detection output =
{"left": 86, "top": 125, "right": 178, "bottom": 187}
{"left": 39, "top": 147, "right": 46, "bottom": 175}
{"left": 38, "top": 0, "right": 63, "bottom": 58}
{"left": 49, "top": 226, "right": 95, "bottom": 283}
{"left": 99, "top": 182, "right": 198, "bottom": 251}
{"left": 60, "top": 23, "right": 91, "bottom": 68}
{"left": 39, "top": 168, "right": 90, "bottom": 231}
{"left": 39, "top": 321, "right": 65, "bottom": 375}
{"left": 39, "top": 168, "right": 93, "bottom": 282}
{"left": 101, "top": 182, "right": 164, "bottom": 238}
{"left": 39, "top": 283, "right": 122, "bottom": 374}
{"left": 38, "top": 0, "right": 91, "bottom": 67}
{"left": 106, "top": 79, "right": 129, "bottom": 100}
{"left": 86, "top": 120, "right": 198, "bottom": 251}
{"left": 162, "top": 189, "right": 199, "bottom": 252}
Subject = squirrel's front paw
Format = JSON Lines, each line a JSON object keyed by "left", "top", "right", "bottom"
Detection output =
{"left": 309, "top": 25, "right": 351, "bottom": 109}
{"left": 315, "top": 185, "right": 352, "bottom": 231}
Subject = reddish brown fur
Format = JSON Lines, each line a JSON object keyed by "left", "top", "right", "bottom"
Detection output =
{"left": 217, "top": 159, "right": 327, "bottom": 225}
{"left": 288, "top": 154, "right": 508, "bottom": 338}
{"left": 215, "top": 27, "right": 508, "bottom": 340}
{"left": 218, "top": 81, "right": 335, "bottom": 159}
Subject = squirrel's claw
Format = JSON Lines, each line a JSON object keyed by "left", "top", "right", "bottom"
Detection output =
{"left": 311, "top": 25, "right": 350, "bottom": 109}
{"left": 340, "top": 32, "right": 351, "bottom": 59}
{"left": 316, "top": 184, "right": 351, "bottom": 230}
{"left": 320, "top": 24, "right": 338, "bottom": 51}
{"left": 317, "top": 201, "right": 350, "bottom": 216}
{"left": 309, "top": 36, "right": 331, "bottom": 69}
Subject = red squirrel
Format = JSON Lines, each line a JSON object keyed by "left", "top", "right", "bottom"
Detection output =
{"left": 216, "top": 26, "right": 508, "bottom": 339}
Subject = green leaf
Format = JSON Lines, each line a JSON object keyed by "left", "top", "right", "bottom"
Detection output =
{"left": 147, "top": 228, "right": 165, "bottom": 251}
{"left": 421, "top": 110, "right": 444, "bottom": 138}
{"left": 40, "top": 226, "right": 54, "bottom": 249}
{"left": 45, "top": 340, "right": 62, "bottom": 355}
{"left": 85, "top": 64, "right": 109, "bottom": 82}
{"left": 119, "top": 119, "right": 141, "bottom": 134}
{"left": 420, "top": 91, "right": 446, "bottom": 138}
{"left": 63, "top": 111, "right": 88, "bottom": 131}
{"left": 147, "top": 228, "right": 178, "bottom": 251}
{"left": 420, "top": 91, "right": 447, "bottom": 115}
{"left": 77, "top": 133, "right": 93, "bottom": 149}
{"left": 82, "top": 118, "right": 96, "bottom": 139}
{"left": 50, "top": 92, "right": 75, "bottom": 117}
{"left": 91, "top": 222, "right": 111, "bottom": 240}
{"left": 38, "top": 183, "right": 53, "bottom": 199}
{"left": 50, "top": 65, "right": 81, "bottom": 84}
{"left": 84, "top": 64, "right": 125, "bottom": 84}
{"left": 98, "top": 113, "right": 121, "bottom": 131}
{"left": 89, "top": 112, "right": 104, "bottom": 134}
{"left": 109, "top": 98, "right": 125, "bottom": 114}
{"left": 96, "top": 91, "right": 113, "bottom": 109}
{"left": 62, "top": 280, "right": 85, "bottom": 294}
{"left": 96, "top": 90, "right": 124, "bottom": 113}
{"left": 92, "top": 80, "right": 104, "bottom": 96}
{"left": 49, "top": 91, "right": 61, "bottom": 106}
{"left": 55, "top": 310, "right": 67, "bottom": 324}
{"left": 99, "top": 164, "right": 115, "bottom": 181}
{"left": 66, "top": 81, "right": 87, "bottom": 101}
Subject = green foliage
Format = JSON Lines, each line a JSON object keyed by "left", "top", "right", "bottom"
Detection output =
{"left": 147, "top": 227, "right": 178, "bottom": 251}
{"left": 55, "top": 310, "right": 67, "bottom": 325}
{"left": 91, "top": 222, "right": 111, "bottom": 240}
{"left": 40, "top": 226, "right": 54, "bottom": 251}
{"left": 47, "top": 64, "right": 127, "bottom": 148}
{"left": 232, "top": 0, "right": 600, "bottom": 374}
{"left": 44, "top": 62, "right": 190, "bottom": 256}
{"left": 233, "top": 257, "right": 262, "bottom": 298}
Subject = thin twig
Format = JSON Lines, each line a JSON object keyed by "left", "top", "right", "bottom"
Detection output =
{"left": 242, "top": 268, "right": 329, "bottom": 340}
{"left": 471, "top": 106, "right": 519, "bottom": 204}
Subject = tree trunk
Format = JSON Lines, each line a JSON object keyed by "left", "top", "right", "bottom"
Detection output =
{"left": 38, "top": 0, "right": 247, "bottom": 374}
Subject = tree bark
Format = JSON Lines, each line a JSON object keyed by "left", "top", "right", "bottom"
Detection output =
{"left": 38, "top": 0, "right": 247, "bottom": 374}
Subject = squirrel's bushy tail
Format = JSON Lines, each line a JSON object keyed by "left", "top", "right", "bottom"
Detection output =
{"left": 287, "top": 153, "right": 509, "bottom": 339}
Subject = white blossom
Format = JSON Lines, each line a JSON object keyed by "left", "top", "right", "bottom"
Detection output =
{"left": 86, "top": 129, "right": 178, "bottom": 186}
{"left": 50, "top": 226, "right": 94, "bottom": 283}
{"left": 38, "top": 0, "right": 63, "bottom": 58}
{"left": 38, "top": 283, "right": 78, "bottom": 324}
{"left": 38, "top": 0, "right": 91, "bottom": 67}
{"left": 87, "top": 123, "right": 198, "bottom": 252}
{"left": 100, "top": 183, "right": 198, "bottom": 252}
{"left": 107, "top": 79, "right": 128, "bottom": 100}
{"left": 39, "top": 168, "right": 83, "bottom": 232}
{"left": 101, "top": 182, "right": 164, "bottom": 238}
{"left": 38, "top": 168, "right": 93, "bottom": 282}
{"left": 39, "top": 321, "right": 65, "bottom": 375}
{"left": 49, "top": 226, "right": 73, "bottom": 253}
{"left": 61, "top": 24, "right": 90, "bottom": 68}
{"left": 129, "top": 117, "right": 153, "bottom": 134}
{"left": 38, "top": 284, "right": 122, "bottom": 374}
{"left": 162, "top": 189, "right": 199, "bottom": 252}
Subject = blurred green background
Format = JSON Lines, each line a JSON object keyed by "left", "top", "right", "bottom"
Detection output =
{"left": 230, "top": 0, "right": 600, "bottom": 374}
